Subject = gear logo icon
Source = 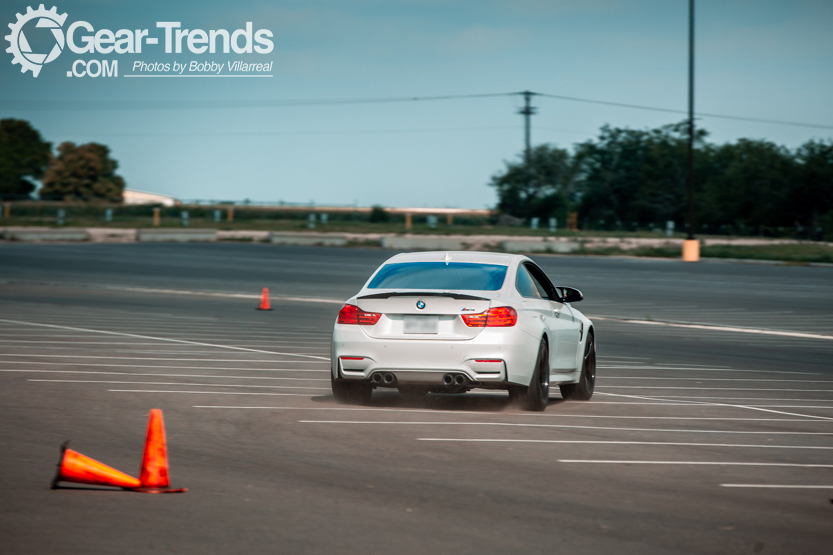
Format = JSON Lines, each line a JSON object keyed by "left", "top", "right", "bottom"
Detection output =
{"left": 5, "top": 4, "right": 67, "bottom": 77}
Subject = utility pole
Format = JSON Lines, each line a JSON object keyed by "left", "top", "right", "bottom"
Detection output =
{"left": 686, "top": 0, "right": 695, "bottom": 240}
{"left": 518, "top": 90, "right": 537, "bottom": 166}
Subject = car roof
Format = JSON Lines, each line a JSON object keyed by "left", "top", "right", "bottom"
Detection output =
{"left": 383, "top": 251, "right": 521, "bottom": 266}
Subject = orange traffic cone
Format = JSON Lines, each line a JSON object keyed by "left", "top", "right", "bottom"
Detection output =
{"left": 51, "top": 441, "right": 141, "bottom": 490}
{"left": 257, "top": 287, "right": 272, "bottom": 311}
{"left": 137, "top": 409, "right": 187, "bottom": 493}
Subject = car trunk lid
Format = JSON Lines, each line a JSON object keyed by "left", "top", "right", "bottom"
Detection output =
{"left": 356, "top": 291, "right": 494, "bottom": 340}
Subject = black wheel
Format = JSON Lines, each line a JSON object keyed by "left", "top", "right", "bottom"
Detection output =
{"left": 331, "top": 372, "right": 372, "bottom": 405}
{"left": 398, "top": 386, "right": 429, "bottom": 401}
{"left": 520, "top": 339, "right": 550, "bottom": 411}
{"left": 560, "top": 332, "right": 596, "bottom": 401}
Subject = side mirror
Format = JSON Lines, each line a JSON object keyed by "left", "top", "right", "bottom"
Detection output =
{"left": 559, "top": 286, "right": 583, "bottom": 303}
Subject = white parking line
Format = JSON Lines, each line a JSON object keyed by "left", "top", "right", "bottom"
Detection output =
{"left": 600, "top": 377, "right": 833, "bottom": 383}
{"left": 189, "top": 406, "right": 826, "bottom": 421}
{"left": 0, "top": 318, "right": 329, "bottom": 360}
{"left": 642, "top": 396, "right": 833, "bottom": 402}
{"left": 0, "top": 331, "right": 329, "bottom": 341}
{"left": 1, "top": 369, "right": 327, "bottom": 380}
{"left": 591, "top": 316, "right": 833, "bottom": 340}
{"left": 716, "top": 405, "right": 833, "bottom": 409}
{"left": 556, "top": 401, "right": 695, "bottom": 406}
{"left": 29, "top": 379, "right": 330, "bottom": 390}
{"left": 720, "top": 484, "right": 833, "bottom": 489}
{"left": 599, "top": 366, "right": 733, "bottom": 370}
{"left": 599, "top": 367, "right": 823, "bottom": 376}
{"left": 0, "top": 361, "right": 330, "bottom": 370}
{"left": 600, "top": 386, "right": 833, "bottom": 392}
{"left": 0, "top": 341, "right": 254, "bottom": 346}
{"left": 107, "top": 285, "right": 345, "bottom": 304}
{"left": 596, "top": 392, "right": 833, "bottom": 421}
{"left": 297, "top": 420, "right": 833, "bottom": 435}
{"left": 558, "top": 460, "right": 833, "bottom": 468}
{"left": 416, "top": 439, "right": 833, "bottom": 450}
{"left": 108, "top": 390, "right": 317, "bottom": 396}
{"left": 0, "top": 354, "right": 329, "bottom": 363}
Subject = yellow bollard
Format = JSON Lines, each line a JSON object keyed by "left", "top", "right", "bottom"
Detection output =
{"left": 152, "top": 207, "right": 160, "bottom": 226}
{"left": 682, "top": 239, "right": 700, "bottom": 262}
{"left": 446, "top": 213, "right": 453, "bottom": 225}
{"left": 405, "top": 213, "right": 412, "bottom": 231}
{"left": 227, "top": 207, "right": 234, "bottom": 223}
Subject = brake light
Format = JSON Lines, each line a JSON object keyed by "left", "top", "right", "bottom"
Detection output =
{"left": 337, "top": 304, "right": 382, "bottom": 325}
{"left": 461, "top": 306, "right": 517, "bottom": 327}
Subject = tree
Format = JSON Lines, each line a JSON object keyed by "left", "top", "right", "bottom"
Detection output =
{"left": 700, "top": 139, "right": 795, "bottom": 231}
{"left": 489, "top": 122, "right": 832, "bottom": 237}
{"left": 40, "top": 142, "right": 125, "bottom": 201}
{"left": 369, "top": 205, "right": 390, "bottom": 223}
{"left": 489, "top": 144, "right": 575, "bottom": 220}
{"left": 574, "top": 123, "right": 706, "bottom": 230}
{"left": 0, "top": 119, "right": 52, "bottom": 200}
{"left": 791, "top": 140, "right": 833, "bottom": 228}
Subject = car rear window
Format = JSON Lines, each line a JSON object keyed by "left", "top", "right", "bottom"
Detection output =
{"left": 367, "top": 262, "right": 507, "bottom": 291}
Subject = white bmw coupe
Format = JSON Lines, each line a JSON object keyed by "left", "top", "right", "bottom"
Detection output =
{"left": 330, "top": 251, "right": 595, "bottom": 411}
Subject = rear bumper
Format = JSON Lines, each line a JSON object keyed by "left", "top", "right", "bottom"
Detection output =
{"left": 331, "top": 324, "right": 539, "bottom": 387}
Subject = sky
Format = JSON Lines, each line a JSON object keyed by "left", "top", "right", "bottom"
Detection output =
{"left": 1, "top": 0, "right": 832, "bottom": 208}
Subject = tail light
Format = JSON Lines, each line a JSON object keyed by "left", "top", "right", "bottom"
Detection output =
{"left": 461, "top": 306, "right": 517, "bottom": 327}
{"left": 337, "top": 304, "right": 382, "bottom": 326}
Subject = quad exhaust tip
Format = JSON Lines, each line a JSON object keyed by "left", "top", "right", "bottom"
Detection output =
{"left": 372, "top": 372, "right": 397, "bottom": 385}
{"left": 442, "top": 373, "right": 467, "bottom": 386}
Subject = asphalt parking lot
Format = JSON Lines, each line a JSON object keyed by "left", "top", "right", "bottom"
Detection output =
{"left": 0, "top": 243, "right": 831, "bottom": 554}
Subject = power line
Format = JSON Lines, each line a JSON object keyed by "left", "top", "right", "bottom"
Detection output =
{"left": 2, "top": 90, "right": 830, "bottom": 130}
{"left": 535, "top": 92, "right": 687, "bottom": 116}
{"left": 0, "top": 92, "right": 513, "bottom": 112}
{"left": 43, "top": 125, "right": 520, "bottom": 138}
{"left": 533, "top": 92, "right": 833, "bottom": 131}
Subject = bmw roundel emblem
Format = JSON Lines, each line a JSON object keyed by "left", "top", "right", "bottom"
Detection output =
{"left": 416, "top": 300, "right": 426, "bottom": 310}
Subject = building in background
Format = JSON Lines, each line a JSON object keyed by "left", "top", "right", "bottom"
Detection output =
{"left": 123, "top": 189, "right": 179, "bottom": 207}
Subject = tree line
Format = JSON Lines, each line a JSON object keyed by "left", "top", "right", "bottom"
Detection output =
{"left": 490, "top": 122, "right": 833, "bottom": 239}
{"left": 0, "top": 119, "right": 125, "bottom": 201}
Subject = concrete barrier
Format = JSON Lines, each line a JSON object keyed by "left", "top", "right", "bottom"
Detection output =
{"left": 502, "top": 240, "right": 581, "bottom": 253}
{"left": 269, "top": 232, "right": 349, "bottom": 247}
{"left": 3, "top": 227, "right": 89, "bottom": 242}
{"left": 218, "top": 230, "right": 270, "bottom": 242}
{"left": 86, "top": 228, "right": 138, "bottom": 243}
{"left": 137, "top": 229, "right": 217, "bottom": 242}
{"left": 380, "top": 235, "right": 464, "bottom": 251}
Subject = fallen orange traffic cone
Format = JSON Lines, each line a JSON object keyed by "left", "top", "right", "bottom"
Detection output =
{"left": 257, "top": 287, "right": 272, "bottom": 311}
{"left": 52, "top": 441, "right": 141, "bottom": 490}
{"left": 137, "top": 409, "right": 187, "bottom": 493}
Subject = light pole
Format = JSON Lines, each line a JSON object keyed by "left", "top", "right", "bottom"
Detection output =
{"left": 683, "top": 0, "right": 700, "bottom": 261}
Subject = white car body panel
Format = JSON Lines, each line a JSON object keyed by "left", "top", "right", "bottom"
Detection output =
{"left": 331, "top": 251, "right": 594, "bottom": 390}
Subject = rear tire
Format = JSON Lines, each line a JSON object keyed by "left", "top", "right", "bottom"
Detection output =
{"left": 560, "top": 332, "right": 596, "bottom": 401}
{"left": 331, "top": 373, "right": 372, "bottom": 405}
{"left": 520, "top": 339, "right": 550, "bottom": 412}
